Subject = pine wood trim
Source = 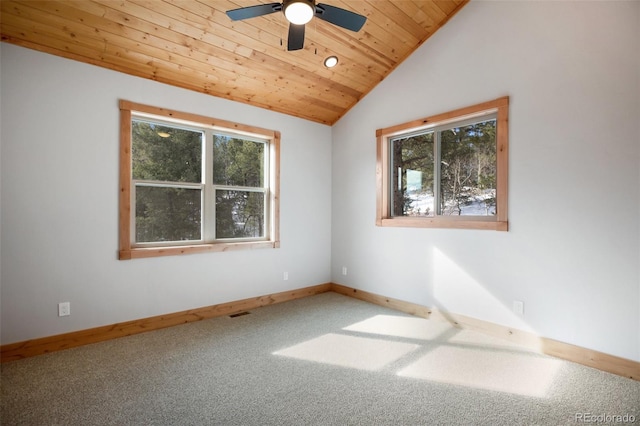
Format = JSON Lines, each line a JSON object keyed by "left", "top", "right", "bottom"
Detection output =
{"left": 118, "top": 107, "right": 132, "bottom": 259}
{"left": 118, "top": 100, "right": 281, "bottom": 259}
{"left": 376, "top": 97, "right": 509, "bottom": 231}
{"left": 378, "top": 97, "right": 509, "bottom": 137}
{"left": 1, "top": 283, "right": 332, "bottom": 362}
{"left": 4, "top": 282, "right": 638, "bottom": 380}
{"left": 271, "top": 131, "right": 281, "bottom": 248}
{"left": 118, "top": 100, "right": 278, "bottom": 139}
{"left": 495, "top": 101, "right": 509, "bottom": 223}
{"left": 121, "top": 241, "right": 279, "bottom": 260}
{"left": 379, "top": 217, "right": 508, "bottom": 231}
{"left": 375, "top": 129, "right": 388, "bottom": 226}
{"left": 331, "top": 283, "right": 431, "bottom": 317}
{"left": 330, "top": 284, "right": 640, "bottom": 381}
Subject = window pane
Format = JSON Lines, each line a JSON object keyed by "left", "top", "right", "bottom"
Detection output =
{"left": 216, "top": 190, "right": 265, "bottom": 239}
{"left": 213, "top": 135, "right": 265, "bottom": 187}
{"left": 391, "top": 132, "right": 435, "bottom": 217}
{"left": 439, "top": 119, "right": 496, "bottom": 216}
{"left": 135, "top": 186, "right": 202, "bottom": 242}
{"left": 132, "top": 120, "right": 202, "bottom": 183}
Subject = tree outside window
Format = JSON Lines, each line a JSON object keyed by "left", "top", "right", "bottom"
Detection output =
{"left": 377, "top": 97, "right": 508, "bottom": 231}
{"left": 119, "top": 100, "right": 280, "bottom": 259}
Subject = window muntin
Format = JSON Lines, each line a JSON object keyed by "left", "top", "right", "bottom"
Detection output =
{"left": 119, "top": 100, "right": 280, "bottom": 259}
{"left": 377, "top": 97, "right": 508, "bottom": 231}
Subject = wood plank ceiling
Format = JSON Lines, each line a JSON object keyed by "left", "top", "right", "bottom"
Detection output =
{"left": 1, "top": 1, "right": 468, "bottom": 125}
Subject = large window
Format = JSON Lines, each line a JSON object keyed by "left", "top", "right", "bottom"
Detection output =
{"left": 119, "top": 101, "right": 280, "bottom": 259}
{"left": 376, "top": 97, "right": 509, "bottom": 231}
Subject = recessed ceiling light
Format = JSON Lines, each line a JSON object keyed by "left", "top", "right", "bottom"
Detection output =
{"left": 324, "top": 56, "right": 338, "bottom": 68}
{"left": 284, "top": 0, "right": 314, "bottom": 25}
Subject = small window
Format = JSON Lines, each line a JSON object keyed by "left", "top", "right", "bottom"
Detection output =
{"left": 119, "top": 101, "right": 280, "bottom": 259}
{"left": 376, "top": 97, "right": 508, "bottom": 231}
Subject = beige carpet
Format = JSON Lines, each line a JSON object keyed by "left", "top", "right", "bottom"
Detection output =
{"left": 2, "top": 292, "right": 638, "bottom": 425}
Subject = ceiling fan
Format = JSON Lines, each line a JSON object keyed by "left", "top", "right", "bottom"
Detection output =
{"left": 226, "top": 0, "right": 367, "bottom": 51}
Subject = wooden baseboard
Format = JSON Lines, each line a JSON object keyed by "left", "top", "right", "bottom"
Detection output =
{"left": 330, "top": 283, "right": 640, "bottom": 381}
{"left": 0, "top": 283, "right": 332, "bottom": 362}
{"left": 4, "top": 281, "right": 639, "bottom": 381}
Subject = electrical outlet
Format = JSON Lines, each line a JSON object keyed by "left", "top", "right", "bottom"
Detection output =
{"left": 342, "top": 266, "right": 347, "bottom": 276}
{"left": 58, "top": 302, "right": 70, "bottom": 317}
{"left": 283, "top": 271, "right": 289, "bottom": 281}
{"left": 513, "top": 300, "right": 524, "bottom": 316}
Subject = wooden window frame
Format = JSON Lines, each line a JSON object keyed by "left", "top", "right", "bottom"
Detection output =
{"left": 119, "top": 100, "right": 280, "bottom": 260}
{"left": 376, "top": 97, "right": 509, "bottom": 231}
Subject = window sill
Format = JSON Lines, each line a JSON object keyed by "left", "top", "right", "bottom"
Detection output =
{"left": 377, "top": 217, "right": 508, "bottom": 231}
{"left": 119, "top": 240, "right": 280, "bottom": 260}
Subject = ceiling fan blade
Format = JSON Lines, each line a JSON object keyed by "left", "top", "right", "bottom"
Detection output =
{"left": 226, "top": 3, "right": 282, "bottom": 21}
{"left": 315, "top": 3, "right": 366, "bottom": 32}
{"left": 287, "top": 23, "right": 305, "bottom": 51}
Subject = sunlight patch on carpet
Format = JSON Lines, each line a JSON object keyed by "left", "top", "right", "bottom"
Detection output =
{"left": 343, "top": 314, "right": 455, "bottom": 341}
{"left": 273, "top": 333, "right": 420, "bottom": 371}
{"left": 448, "top": 328, "right": 534, "bottom": 352}
{"left": 397, "top": 345, "right": 562, "bottom": 397}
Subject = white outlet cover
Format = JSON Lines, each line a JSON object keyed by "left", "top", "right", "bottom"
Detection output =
{"left": 58, "top": 302, "right": 70, "bottom": 317}
{"left": 513, "top": 300, "right": 524, "bottom": 315}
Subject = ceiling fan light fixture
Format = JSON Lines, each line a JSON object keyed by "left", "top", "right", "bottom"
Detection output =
{"left": 284, "top": 0, "right": 314, "bottom": 25}
{"left": 226, "top": 1, "right": 366, "bottom": 52}
{"left": 324, "top": 56, "right": 338, "bottom": 68}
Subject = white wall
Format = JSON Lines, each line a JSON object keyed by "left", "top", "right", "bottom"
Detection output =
{"left": 0, "top": 44, "right": 332, "bottom": 344}
{"left": 1, "top": 1, "right": 639, "bottom": 364}
{"left": 332, "top": 0, "right": 640, "bottom": 361}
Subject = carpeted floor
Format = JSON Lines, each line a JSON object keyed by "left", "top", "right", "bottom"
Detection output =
{"left": 1, "top": 292, "right": 639, "bottom": 425}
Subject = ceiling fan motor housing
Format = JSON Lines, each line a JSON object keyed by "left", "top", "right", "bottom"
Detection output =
{"left": 226, "top": 0, "right": 366, "bottom": 52}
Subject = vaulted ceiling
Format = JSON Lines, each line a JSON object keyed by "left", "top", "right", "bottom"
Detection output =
{"left": 1, "top": 1, "right": 468, "bottom": 125}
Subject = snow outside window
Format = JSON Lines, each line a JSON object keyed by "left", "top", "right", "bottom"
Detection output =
{"left": 376, "top": 97, "right": 509, "bottom": 231}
